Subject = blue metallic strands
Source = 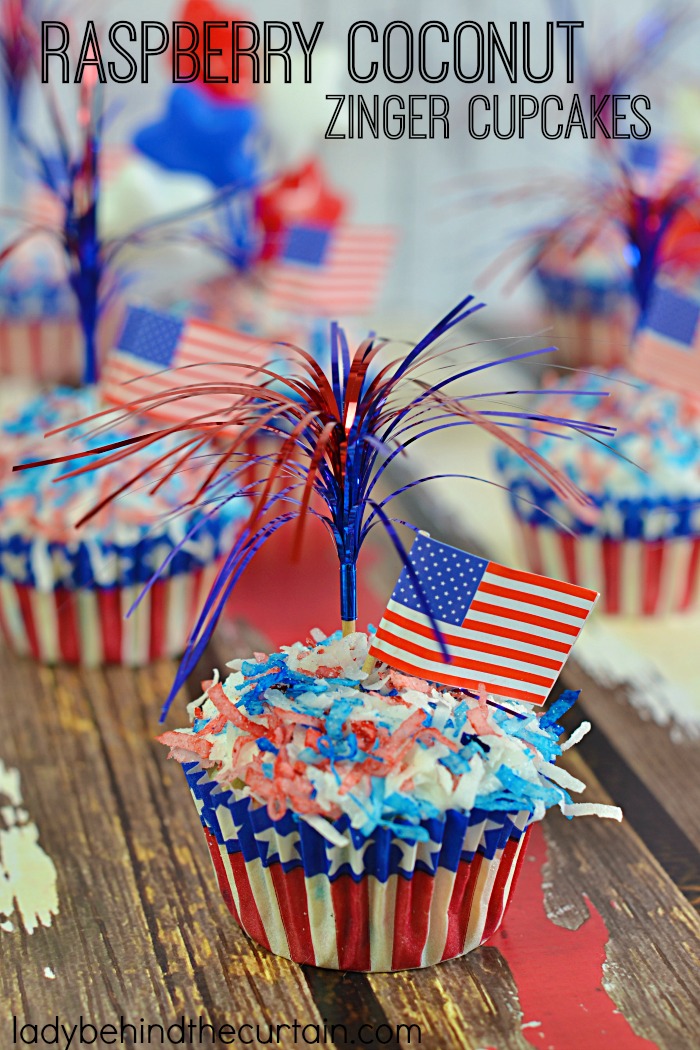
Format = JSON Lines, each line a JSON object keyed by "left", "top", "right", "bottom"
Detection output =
{"left": 16, "top": 297, "right": 617, "bottom": 719}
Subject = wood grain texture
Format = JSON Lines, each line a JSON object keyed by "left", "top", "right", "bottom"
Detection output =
{"left": 1, "top": 636, "right": 699, "bottom": 1049}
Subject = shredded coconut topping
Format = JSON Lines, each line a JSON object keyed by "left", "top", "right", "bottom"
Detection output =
{"left": 161, "top": 631, "right": 621, "bottom": 838}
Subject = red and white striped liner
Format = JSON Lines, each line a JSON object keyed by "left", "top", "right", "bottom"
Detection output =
{"left": 0, "top": 319, "right": 83, "bottom": 382}
{"left": 0, "top": 564, "right": 220, "bottom": 666}
{"left": 546, "top": 306, "right": 635, "bottom": 370}
{"left": 0, "top": 302, "right": 124, "bottom": 383}
{"left": 517, "top": 521, "right": 700, "bottom": 615}
{"left": 201, "top": 818, "right": 531, "bottom": 971}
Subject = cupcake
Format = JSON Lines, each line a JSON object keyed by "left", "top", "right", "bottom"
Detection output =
{"left": 496, "top": 370, "right": 700, "bottom": 615}
{"left": 533, "top": 222, "right": 635, "bottom": 370}
{"left": 0, "top": 387, "right": 248, "bottom": 665}
{"left": 160, "top": 630, "right": 620, "bottom": 971}
{"left": 0, "top": 234, "right": 126, "bottom": 386}
{"left": 26, "top": 294, "right": 621, "bottom": 967}
{"left": 0, "top": 237, "right": 83, "bottom": 383}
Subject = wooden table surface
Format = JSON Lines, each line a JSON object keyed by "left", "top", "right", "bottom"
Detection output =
{"left": 0, "top": 411, "right": 699, "bottom": 1049}
{"left": 1, "top": 615, "right": 699, "bottom": 1050}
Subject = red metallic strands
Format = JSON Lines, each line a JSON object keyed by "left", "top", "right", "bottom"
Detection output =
{"left": 369, "top": 534, "right": 598, "bottom": 705}
{"left": 13, "top": 295, "right": 615, "bottom": 717}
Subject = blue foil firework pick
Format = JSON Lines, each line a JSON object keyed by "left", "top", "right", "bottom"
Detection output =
{"left": 1, "top": 72, "right": 261, "bottom": 386}
{"left": 0, "top": 0, "right": 36, "bottom": 137}
{"left": 16, "top": 296, "right": 617, "bottom": 719}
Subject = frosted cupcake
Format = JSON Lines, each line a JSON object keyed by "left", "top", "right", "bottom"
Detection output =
{"left": 497, "top": 370, "right": 700, "bottom": 615}
{"left": 0, "top": 237, "right": 83, "bottom": 382}
{"left": 0, "top": 387, "right": 248, "bottom": 665}
{"left": 160, "top": 630, "right": 620, "bottom": 971}
{"left": 533, "top": 222, "right": 635, "bottom": 370}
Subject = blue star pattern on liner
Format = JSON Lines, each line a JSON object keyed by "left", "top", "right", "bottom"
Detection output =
{"left": 393, "top": 533, "right": 488, "bottom": 627}
{"left": 184, "top": 762, "right": 530, "bottom": 877}
{"left": 0, "top": 526, "right": 235, "bottom": 591}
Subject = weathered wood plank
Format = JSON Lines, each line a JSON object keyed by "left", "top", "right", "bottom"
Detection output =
{"left": 563, "top": 660, "right": 700, "bottom": 859}
{"left": 537, "top": 751, "right": 700, "bottom": 1050}
{"left": 1, "top": 633, "right": 699, "bottom": 1050}
{"left": 0, "top": 647, "right": 323, "bottom": 1035}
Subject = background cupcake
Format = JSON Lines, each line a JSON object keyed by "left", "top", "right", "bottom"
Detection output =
{"left": 496, "top": 369, "right": 700, "bottom": 615}
{"left": 160, "top": 629, "right": 619, "bottom": 971}
{"left": 533, "top": 221, "right": 635, "bottom": 370}
{"left": 0, "top": 387, "right": 249, "bottom": 665}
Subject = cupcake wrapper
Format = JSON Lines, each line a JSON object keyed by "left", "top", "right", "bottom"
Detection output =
{"left": 0, "top": 319, "right": 83, "bottom": 383}
{"left": 185, "top": 763, "right": 532, "bottom": 971}
{"left": 0, "top": 564, "right": 219, "bottom": 665}
{"left": 544, "top": 306, "right": 634, "bottom": 370}
{"left": 518, "top": 521, "right": 700, "bottom": 615}
{"left": 535, "top": 266, "right": 630, "bottom": 313}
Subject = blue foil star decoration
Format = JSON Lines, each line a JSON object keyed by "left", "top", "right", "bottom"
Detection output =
{"left": 134, "top": 86, "right": 260, "bottom": 189}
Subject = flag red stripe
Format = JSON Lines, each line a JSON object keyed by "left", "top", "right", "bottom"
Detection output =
{"left": 374, "top": 626, "right": 554, "bottom": 687}
{"left": 55, "top": 587, "right": 80, "bottom": 663}
{"left": 381, "top": 608, "right": 563, "bottom": 670}
{"left": 469, "top": 600, "right": 579, "bottom": 636}
{"left": 601, "top": 539, "right": 621, "bottom": 614}
{"left": 98, "top": 589, "right": 123, "bottom": 663}
{"left": 383, "top": 605, "right": 571, "bottom": 654}
{"left": 482, "top": 828, "right": 531, "bottom": 943}
{"left": 368, "top": 647, "right": 546, "bottom": 704}
{"left": 269, "top": 863, "right": 315, "bottom": 965}
{"left": 486, "top": 560, "right": 596, "bottom": 601}
{"left": 479, "top": 580, "right": 590, "bottom": 618}
{"left": 226, "top": 854, "right": 270, "bottom": 950}
{"left": 16, "top": 585, "right": 40, "bottom": 660}
{"left": 205, "top": 831, "right": 240, "bottom": 924}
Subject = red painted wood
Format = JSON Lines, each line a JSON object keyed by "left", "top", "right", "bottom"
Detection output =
{"left": 488, "top": 822, "right": 657, "bottom": 1049}
{"left": 228, "top": 516, "right": 385, "bottom": 645}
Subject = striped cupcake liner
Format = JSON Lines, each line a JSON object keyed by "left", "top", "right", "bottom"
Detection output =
{"left": 185, "top": 764, "right": 532, "bottom": 971}
{"left": 0, "top": 319, "right": 83, "bottom": 383}
{"left": 0, "top": 307, "right": 123, "bottom": 384}
{"left": 544, "top": 306, "right": 634, "bottom": 370}
{"left": 0, "top": 564, "right": 220, "bottom": 666}
{"left": 517, "top": 521, "right": 700, "bottom": 615}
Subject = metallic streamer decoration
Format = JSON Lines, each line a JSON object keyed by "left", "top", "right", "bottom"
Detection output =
{"left": 15, "top": 296, "right": 616, "bottom": 719}
{"left": 0, "top": 0, "right": 36, "bottom": 136}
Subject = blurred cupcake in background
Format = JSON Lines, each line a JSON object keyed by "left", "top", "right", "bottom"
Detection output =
{"left": 533, "top": 220, "right": 635, "bottom": 370}
{"left": 0, "top": 387, "right": 249, "bottom": 665}
{"left": 496, "top": 362, "right": 700, "bottom": 616}
{"left": 515, "top": 141, "right": 700, "bottom": 372}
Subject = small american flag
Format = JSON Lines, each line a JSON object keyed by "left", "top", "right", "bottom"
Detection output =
{"left": 632, "top": 285, "right": 700, "bottom": 395}
{"left": 369, "top": 534, "right": 598, "bottom": 705}
{"left": 263, "top": 223, "right": 395, "bottom": 316}
{"left": 101, "top": 305, "right": 276, "bottom": 426}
